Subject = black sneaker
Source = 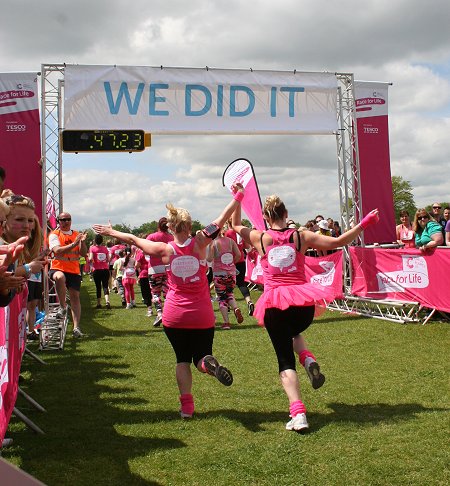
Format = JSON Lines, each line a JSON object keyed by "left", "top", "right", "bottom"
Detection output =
{"left": 96, "top": 304, "right": 102, "bottom": 309}
{"left": 121, "top": 300, "right": 127, "bottom": 308}
{"left": 202, "top": 355, "right": 233, "bottom": 386}
{"left": 304, "top": 358, "right": 325, "bottom": 390}
{"left": 247, "top": 301, "right": 255, "bottom": 317}
{"left": 27, "top": 331, "right": 39, "bottom": 341}
{"left": 105, "top": 302, "right": 111, "bottom": 309}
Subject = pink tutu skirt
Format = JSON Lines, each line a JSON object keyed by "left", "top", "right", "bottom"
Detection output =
{"left": 253, "top": 282, "right": 336, "bottom": 326}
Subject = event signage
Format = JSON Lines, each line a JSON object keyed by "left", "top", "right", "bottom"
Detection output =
{"left": 350, "top": 247, "right": 450, "bottom": 313}
{"left": 64, "top": 65, "right": 338, "bottom": 134}
{"left": 354, "top": 81, "right": 396, "bottom": 244}
{"left": 0, "top": 72, "right": 42, "bottom": 221}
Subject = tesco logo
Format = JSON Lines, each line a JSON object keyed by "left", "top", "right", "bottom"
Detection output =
{"left": 363, "top": 127, "right": 378, "bottom": 134}
{"left": 6, "top": 124, "right": 26, "bottom": 132}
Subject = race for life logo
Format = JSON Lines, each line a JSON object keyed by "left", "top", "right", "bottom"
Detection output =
{"left": 310, "top": 261, "right": 335, "bottom": 286}
{"left": 376, "top": 255, "right": 429, "bottom": 292}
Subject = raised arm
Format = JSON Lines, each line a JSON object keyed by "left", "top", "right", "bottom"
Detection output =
{"left": 230, "top": 200, "right": 264, "bottom": 254}
{"left": 196, "top": 184, "right": 246, "bottom": 249}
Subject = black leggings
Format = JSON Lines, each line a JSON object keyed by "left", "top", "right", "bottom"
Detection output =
{"left": 164, "top": 326, "right": 215, "bottom": 366}
{"left": 235, "top": 261, "right": 250, "bottom": 299}
{"left": 264, "top": 305, "right": 315, "bottom": 373}
{"left": 139, "top": 277, "right": 151, "bottom": 306}
{"left": 93, "top": 269, "right": 110, "bottom": 299}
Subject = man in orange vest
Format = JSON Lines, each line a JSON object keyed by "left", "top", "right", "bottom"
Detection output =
{"left": 49, "top": 212, "right": 87, "bottom": 338}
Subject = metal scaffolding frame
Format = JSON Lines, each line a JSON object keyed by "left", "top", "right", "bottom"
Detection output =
{"left": 39, "top": 65, "right": 434, "bottom": 325}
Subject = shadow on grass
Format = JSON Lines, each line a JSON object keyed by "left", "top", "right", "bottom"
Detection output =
{"left": 6, "top": 344, "right": 185, "bottom": 486}
{"left": 132, "top": 401, "right": 448, "bottom": 435}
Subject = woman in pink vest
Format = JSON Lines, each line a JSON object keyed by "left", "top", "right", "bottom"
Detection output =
{"left": 93, "top": 184, "right": 244, "bottom": 419}
{"left": 89, "top": 234, "right": 111, "bottom": 309}
{"left": 232, "top": 194, "right": 379, "bottom": 432}
{"left": 207, "top": 228, "right": 243, "bottom": 329}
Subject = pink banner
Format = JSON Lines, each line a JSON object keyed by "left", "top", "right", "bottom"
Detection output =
{"left": 305, "top": 251, "right": 344, "bottom": 300}
{"left": 0, "top": 288, "right": 28, "bottom": 443}
{"left": 0, "top": 73, "right": 42, "bottom": 222}
{"left": 350, "top": 247, "right": 450, "bottom": 312}
{"left": 223, "top": 158, "right": 266, "bottom": 231}
{"left": 355, "top": 82, "right": 396, "bottom": 244}
{"left": 245, "top": 250, "right": 344, "bottom": 299}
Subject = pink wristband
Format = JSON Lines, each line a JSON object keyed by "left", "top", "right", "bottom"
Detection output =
{"left": 233, "top": 191, "right": 244, "bottom": 203}
{"left": 359, "top": 211, "right": 379, "bottom": 230}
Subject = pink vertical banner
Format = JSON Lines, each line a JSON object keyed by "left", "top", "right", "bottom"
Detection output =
{"left": 0, "top": 288, "right": 28, "bottom": 444}
{"left": 222, "top": 158, "right": 267, "bottom": 231}
{"left": 0, "top": 73, "right": 42, "bottom": 222}
{"left": 355, "top": 81, "right": 396, "bottom": 244}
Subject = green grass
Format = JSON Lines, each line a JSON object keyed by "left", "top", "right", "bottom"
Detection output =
{"left": 2, "top": 280, "right": 449, "bottom": 485}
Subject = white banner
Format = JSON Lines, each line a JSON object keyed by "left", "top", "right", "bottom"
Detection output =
{"left": 64, "top": 65, "right": 338, "bottom": 134}
{"left": 355, "top": 81, "right": 389, "bottom": 118}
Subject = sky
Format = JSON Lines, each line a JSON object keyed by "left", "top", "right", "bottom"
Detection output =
{"left": 1, "top": 0, "right": 449, "bottom": 231}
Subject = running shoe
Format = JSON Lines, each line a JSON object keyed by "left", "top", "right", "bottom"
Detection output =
{"left": 304, "top": 357, "right": 326, "bottom": 390}
{"left": 221, "top": 323, "right": 231, "bottom": 330}
{"left": 96, "top": 304, "right": 102, "bottom": 309}
{"left": 73, "top": 328, "right": 84, "bottom": 338}
{"left": 55, "top": 306, "right": 67, "bottom": 319}
{"left": 285, "top": 413, "right": 309, "bottom": 432}
{"left": 153, "top": 315, "right": 163, "bottom": 327}
{"left": 146, "top": 309, "right": 153, "bottom": 317}
{"left": 105, "top": 302, "right": 111, "bottom": 309}
{"left": 126, "top": 303, "right": 133, "bottom": 309}
{"left": 122, "top": 300, "right": 127, "bottom": 308}
{"left": 247, "top": 301, "right": 255, "bottom": 317}
{"left": 202, "top": 355, "right": 233, "bottom": 386}
{"left": 27, "top": 331, "right": 40, "bottom": 341}
{"left": 234, "top": 308, "right": 244, "bottom": 324}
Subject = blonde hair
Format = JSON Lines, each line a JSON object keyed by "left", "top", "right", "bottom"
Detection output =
{"left": 263, "top": 195, "right": 287, "bottom": 222}
{"left": 3, "top": 195, "right": 42, "bottom": 262}
{"left": 166, "top": 203, "right": 192, "bottom": 234}
{"left": 0, "top": 198, "right": 10, "bottom": 216}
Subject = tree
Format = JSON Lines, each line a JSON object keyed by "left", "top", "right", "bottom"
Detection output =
{"left": 392, "top": 176, "right": 416, "bottom": 221}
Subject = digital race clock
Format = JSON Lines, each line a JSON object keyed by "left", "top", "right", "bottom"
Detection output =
{"left": 61, "top": 130, "right": 150, "bottom": 152}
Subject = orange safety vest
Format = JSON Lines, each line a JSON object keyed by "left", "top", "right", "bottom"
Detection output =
{"left": 50, "top": 229, "right": 81, "bottom": 275}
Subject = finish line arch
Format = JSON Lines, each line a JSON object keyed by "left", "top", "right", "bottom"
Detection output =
{"left": 41, "top": 63, "right": 417, "bottom": 325}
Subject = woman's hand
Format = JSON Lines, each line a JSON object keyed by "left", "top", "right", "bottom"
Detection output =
{"left": 92, "top": 221, "right": 113, "bottom": 236}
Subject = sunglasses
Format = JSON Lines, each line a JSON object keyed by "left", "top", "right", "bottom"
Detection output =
{"left": 417, "top": 216, "right": 429, "bottom": 221}
{"left": 58, "top": 218, "right": 72, "bottom": 222}
{"left": 5, "top": 194, "right": 35, "bottom": 209}
{"left": 432, "top": 206, "right": 441, "bottom": 209}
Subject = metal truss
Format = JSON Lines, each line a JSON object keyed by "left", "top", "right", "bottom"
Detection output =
{"left": 41, "top": 63, "right": 65, "bottom": 218}
{"left": 327, "top": 296, "right": 424, "bottom": 324}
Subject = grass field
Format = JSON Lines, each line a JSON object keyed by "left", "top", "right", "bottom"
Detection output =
{"left": 2, "top": 279, "right": 449, "bottom": 485}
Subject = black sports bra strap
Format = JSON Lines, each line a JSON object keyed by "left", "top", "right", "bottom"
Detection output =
{"left": 260, "top": 232, "right": 266, "bottom": 255}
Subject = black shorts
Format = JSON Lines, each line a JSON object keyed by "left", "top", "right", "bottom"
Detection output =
{"left": 48, "top": 270, "right": 82, "bottom": 292}
{"left": 27, "top": 280, "right": 43, "bottom": 301}
{"left": 264, "top": 305, "right": 315, "bottom": 373}
{"left": 164, "top": 327, "right": 214, "bottom": 366}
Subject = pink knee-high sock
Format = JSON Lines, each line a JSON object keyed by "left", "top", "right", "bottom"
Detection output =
{"left": 290, "top": 400, "right": 307, "bottom": 417}
{"left": 180, "top": 394, "right": 194, "bottom": 415}
{"left": 298, "top": 350, "right": 316, "bottom": 367}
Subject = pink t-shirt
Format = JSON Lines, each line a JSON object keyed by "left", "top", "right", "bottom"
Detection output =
{"left": 135, "top": 249, "right": 149, "bottom": 279}
{"left": 90, "top": 245, "right": 109, "bottom": 270}
{"left": 146, "top": 231, "right": 174, "bottom": 273}
{"left": 163, "top": 238, "right": 214, "bottom": 329}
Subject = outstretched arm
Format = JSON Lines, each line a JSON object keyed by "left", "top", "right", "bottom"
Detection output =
{"left": 92, "top": 223, "right": 169, "bottom": 258}
{"left": 303, "top": 209, "right": 380, "bottom": 251}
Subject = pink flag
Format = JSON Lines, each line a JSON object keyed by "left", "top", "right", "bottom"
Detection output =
{"left": 222, "top": 158, "right": 267, "bottom": 231}
{"left": 46, "top": 191, "right": 57, "bottom": 230}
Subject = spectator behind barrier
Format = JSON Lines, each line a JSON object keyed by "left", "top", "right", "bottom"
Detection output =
{"left": 413, "top": 208, "right": 443, "bottom": 252}
{"left": 396, "top": 210, "right": 415, "bottom": 248}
